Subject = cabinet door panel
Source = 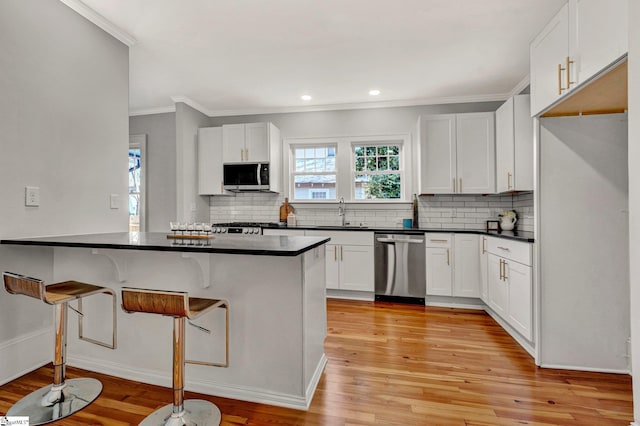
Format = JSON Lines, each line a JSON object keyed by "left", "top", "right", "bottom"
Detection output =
{"left": 198, "top": 127, "right": 225, "bottom": 195}
{"left": 487, "top": 254, "right": 508, "bottom": 317}
{"left": 574, "top": 0, "right": 628, "bottom": 84}
{"left": 453, "top": 234, "right": 480, "bottom": 297}
{"left": 426, "top": 247, "right": 452, "bottom": 296}
{"left": 506, "top": 261, "right": 532, "bottom": 340}
{"left": 479, "top": 237, "right": 488, "bottom": 303}
{"left": 495, "top": 98, "right": 515, "bottom": 193}
{"left": 222, "top": 124, "right": 245, "bottom": 163}
{"left": 530, "top": 3, "right": 570, "bottom": 116}
{"left": 456, "top": 113, "right": 495, "bottom": 194}
{"left": 325, "top": 244, "right": 340, "bottom": 290}
{"left": 419, "top": 115, "right": 456, "bottom": 194}
{"left": 340, "top": 245, "right": 374, "bottom": 291}
{"left": 245, "top": 122, "right": 269, "bottom": 162}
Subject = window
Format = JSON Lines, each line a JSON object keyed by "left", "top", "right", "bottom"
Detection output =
{"left": 353, "top": 144, "right": 401, "bottom": 200}
{"left": 291, "top": 145, "right": 337, "bottom": 201}
{"left": 285, "top": 134, "right": 410, "bottom": 202}
{"left": 129, "top": 134, "right": 146, "bottom": 232}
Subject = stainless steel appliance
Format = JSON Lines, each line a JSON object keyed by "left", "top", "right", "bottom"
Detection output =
{"left": 374, "top": 232, "right": 426, "bottom": 304}
{"left": 223, "top": 163, "right": 271, "bottom": 192}
{"left": 210, "top": 222, "right": 270, "bottom": 235}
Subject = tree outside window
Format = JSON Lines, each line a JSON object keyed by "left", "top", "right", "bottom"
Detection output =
{"left": 353, "top": 144, "right": 401, "bottom": 200}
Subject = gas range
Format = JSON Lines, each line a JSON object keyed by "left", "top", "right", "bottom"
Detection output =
{"left": 210, "top": 222, "right": 280, "bottom": 235}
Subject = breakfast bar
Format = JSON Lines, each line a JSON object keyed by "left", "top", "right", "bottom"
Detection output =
{"left": 1, "top": 232, "right": 329, "bottom": 410}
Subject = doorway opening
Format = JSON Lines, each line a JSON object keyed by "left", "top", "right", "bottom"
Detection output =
{"left": 129, "top": 134, "right": 147, "bottom": 232}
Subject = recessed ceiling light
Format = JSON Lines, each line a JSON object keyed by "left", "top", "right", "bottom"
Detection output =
{"left": 301, "top": 95, "right": 312, "bottom": 101}
{"left": 369, "top": 89, "right": 381, "bottom": 96}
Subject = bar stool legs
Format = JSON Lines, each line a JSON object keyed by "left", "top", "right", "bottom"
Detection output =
{"left": 139, "top": 317, "right": 221, "bottom": 426}
{"left": 7, "top": 302, "right": 103, "bottom": 425}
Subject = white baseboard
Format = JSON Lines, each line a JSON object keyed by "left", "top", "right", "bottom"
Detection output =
{"left": 539, "top": 362, "right": 630, "bottom": 375}
{"left": 628, "top": 421, "right": 639, "bottom": 426}
{"left": 68, "top": 354, "right": 328, "bottom": 410}
{"left": 326, "top": 289, "right": 374, "bottom": 301}
{"left": 426, "top": 301, "right": 485, "bottom": 310}
{"left": 0, "top": 327, "right": 52, "bottom": 386}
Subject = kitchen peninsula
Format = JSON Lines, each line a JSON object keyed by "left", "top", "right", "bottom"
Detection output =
{"left": 1, "top": 232, "right": 329, "bottom": 410}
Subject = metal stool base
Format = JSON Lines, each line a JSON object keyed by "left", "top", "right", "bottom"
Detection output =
{"left": 140, "top": 399, "right": 221, "bottom": 426}
{"left": 7, "top": 378, "right": 102, "bottom": 425}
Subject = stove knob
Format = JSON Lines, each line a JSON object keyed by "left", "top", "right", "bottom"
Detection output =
{"left": 243, "top": 229, "right": 249, "bottom": 234}
{"left": 221, "top": 228, "right": 227, "bottom": 233}
{"left": 254, "top": 228, "right": 261, "bottom": 234}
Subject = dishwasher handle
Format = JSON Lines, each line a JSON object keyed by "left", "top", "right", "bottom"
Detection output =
{"left": 376, "top": 235, "right": 424, "bottom": 244}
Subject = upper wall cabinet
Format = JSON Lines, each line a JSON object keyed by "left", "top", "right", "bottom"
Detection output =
{"left": 222, "top": 122, "right": 281, "bottom": 163}
{"left": 530, "top": 0, "right": 628, "bottom": 116}
{"left": 198, "top": 127, "right": 227, "bottom": 195}
{"left": 495, "top": 95, "right": 533, "bottom": 193}
{"left": 417, "top": 112, "right": 495, "bottom": 194}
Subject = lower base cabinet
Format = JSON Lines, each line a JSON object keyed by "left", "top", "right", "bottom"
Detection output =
{"left": 425, "top": 234, "right": 480, "bottom": 297}
{"left": 486, "top": 238, "right": 532, "bottom": 341}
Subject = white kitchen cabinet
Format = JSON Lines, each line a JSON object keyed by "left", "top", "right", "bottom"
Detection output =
{"left": 418, "top": 113, "right": 495, "bottom": 194}
{"left": 222, "top": 122, "right": 280, "bottom": 164}
{"left": 530, "top": 0, "right": 628, "bottom": 116}
{"left": 305, "top": 230, "right": 374, "bottom": 292}
{"left": 530, "top": 3, "right": 570, "bottom": 116}
{"left": 487, "top": 253, "right": 508, "bottom": 318}
{"left": 453, "top": 234, "right": 480, "bottom": 298}
{"left": 573, "top": 0, "right": 628, "bottom": 84}
{"left": 425, "top": 234, "right": 453, "bottom": 296}
{"left": 495, "top": 95, "right": 533, "bottom": 193}
{"left": 198, "top": 127, "right": 228, "bottom": 195}
{"left": 479, "top": 235, "right": 488, "bottom": 303}
{"left": 486, "top": 237, "right": 533, "bottom": 341}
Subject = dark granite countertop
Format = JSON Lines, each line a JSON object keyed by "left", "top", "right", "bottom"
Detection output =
{"left": 0, "top": 232, "right": 330, "bottom": 257}
{"left": 264, "top": 224, "right": 534, "bottom": 243}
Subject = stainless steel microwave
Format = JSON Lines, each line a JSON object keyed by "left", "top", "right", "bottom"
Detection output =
{"left": 223, "top": 163, "right": 271, "bottom": 192}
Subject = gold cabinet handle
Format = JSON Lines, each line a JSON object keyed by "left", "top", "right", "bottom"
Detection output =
{"left": 499, "top": 259, "right": 504, "bottom": 280}
{"left": 503, "top": 260, "right": 508, "bottom": 281}
{"left": 459, "top": 178, "right": 462, "bottom": 193}
{"left": 558, "top": 63, "right": 566, "bottom": 94}
{"left": 240, "top": 148, "right": 244, "bottom": 161}
{"left": 334, "top": 246, "right": 337, "bottom": 261}
{"left": 566, "top": 56, "right": 575, "bottom": 89}
{"left": 340, "top": 245, "right": 344, "bottom": 261}
{"left": 446, "top": 248, "right": 450, "bottom": 266}
{"left": 430, "top": 239, "right": 448, "bottom": 243}
{"left": 245, "top": 148, "right": 249, "bottom": 161}
{"left": 220, "top": 182, "right": 223, "bottom": 193}
{"left": 453, "top": 177, "right": 456, "bottom": 193}
{"left": 507, "top": 172, "right": 512, "bottom": 190}
{"left": 482, "top": 237, "right": 486, "bottom": 254}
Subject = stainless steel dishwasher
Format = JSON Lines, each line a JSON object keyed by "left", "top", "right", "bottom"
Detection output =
{"left": 374, "top": 232, "right": 426, "bottom": 304}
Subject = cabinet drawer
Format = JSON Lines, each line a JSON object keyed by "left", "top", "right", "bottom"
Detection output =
{"left": 487, "top": 237, "right": 531, "bottom": 266}
{"left": 304, "top": 230, "right": 373, "bottom": 246}
{"left": 425, "top": 233, "right": 452, "bottom": 248}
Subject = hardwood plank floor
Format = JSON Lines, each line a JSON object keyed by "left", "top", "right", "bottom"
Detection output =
{"left": 0, "top": 299, "right": 633, "bottom": 425}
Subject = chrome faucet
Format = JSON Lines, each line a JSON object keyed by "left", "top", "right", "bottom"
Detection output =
{"left": 338, "top": 197, "right": 346, "bottom": 226}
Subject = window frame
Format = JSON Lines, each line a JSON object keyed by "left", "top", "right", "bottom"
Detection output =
{"left": 289, "top": 141, "right": 339, "bottom": 202}
{"left": 350, "top": 140, "right": 404, "bottom": 201}
{"left": 284, "top": 134, "right": 412, "bottom": 204}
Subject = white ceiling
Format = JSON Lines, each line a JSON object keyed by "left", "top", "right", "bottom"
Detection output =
{"left": 68, "top": 0, "right": 567, "bottom": 117}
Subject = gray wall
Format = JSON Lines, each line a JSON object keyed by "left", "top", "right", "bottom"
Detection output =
{"left": 176, "top": 103, "right": 212, "bottom": 222}
{"left": 130, "top": 112, "right": 177, "bottom": 231}
{"left": 209, "top": 102, "right": 502, "bottom": 139}
{"left": 0, "top": 0, "right": 128, "bottom": 383}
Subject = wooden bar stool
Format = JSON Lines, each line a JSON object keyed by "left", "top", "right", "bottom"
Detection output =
{"left": 121, "top": 287, "right": 228, "bottom": 426}
{"left": 3, "top": 272, "right": 117, "bottom": 425}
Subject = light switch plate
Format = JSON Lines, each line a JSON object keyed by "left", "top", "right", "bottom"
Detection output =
{"left": 25, "top": 186, "right": 40, "bottom": 207}
{"left": 109, "top": 193, "right": 119, "bottom": 209}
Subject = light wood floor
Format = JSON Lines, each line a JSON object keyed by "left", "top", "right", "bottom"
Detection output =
{"left": 0, "top": 299, "right": 633, "bottom": 425}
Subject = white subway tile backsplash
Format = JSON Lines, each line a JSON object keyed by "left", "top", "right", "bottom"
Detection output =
{"left": 208, "top": 191, "right": 534, "bottom": 232}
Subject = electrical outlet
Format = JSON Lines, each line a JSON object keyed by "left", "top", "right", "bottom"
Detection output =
{"left": 109, "top": 194, "right": 119, "bottom": 209}
{"left": 25, "top": 186, "right": 40, "bottom": 207}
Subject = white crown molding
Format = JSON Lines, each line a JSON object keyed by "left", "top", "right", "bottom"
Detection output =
{"left": 508, "top": 75, "right": 530, "bottom": 97}
{"left": 130, "top": 93, "right": 511, "bottom": 118}
{"left": 170, "top": 96, "right": 210, "bottom": 116}
{"left": 59, "top": 0, "right": 136, "bottom": 46}
{"left": 129, "top": 105, "right": 176, "bottom": 117}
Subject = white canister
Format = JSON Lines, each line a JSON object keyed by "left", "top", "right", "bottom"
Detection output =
{"left": 287, "top": 212, "right": 297, "bottom": 226}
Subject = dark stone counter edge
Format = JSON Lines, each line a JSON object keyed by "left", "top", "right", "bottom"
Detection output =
{"left": 0, "top": 238, "right": 331, "bottom": 257}
{"left": 265, "top": 225, "right": 535, "bottom": 243}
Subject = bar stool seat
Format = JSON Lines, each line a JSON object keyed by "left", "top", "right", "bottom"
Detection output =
{"left": 3, "top": 272, "right": 117, "bottom": 425}
{"left": 122, "top": 287, "right": 228, "bottom": 426}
